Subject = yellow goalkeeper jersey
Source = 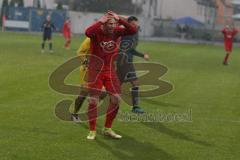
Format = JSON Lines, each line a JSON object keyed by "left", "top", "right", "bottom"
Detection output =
{"left": 77, "top": 37, "right": 90, "bottom": 85}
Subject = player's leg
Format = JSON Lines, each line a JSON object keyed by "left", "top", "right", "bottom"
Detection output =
{"left": 87, "top": 95, "right": 99, "bottom": 140}
{"left": 130, "top": 79, "right": 144, "bottom": 114}
{"left": 41, "top": 33, "right": 47, "bottom": 53}
{"left": 223, "top": 43, "right": 232, "bottom": 65}
{"left": 103, "top": 94, "right": 122, "bottom": 139}
{"left": 223, "top": 52, "right": 230, "bottom": 65}
{"left": 72, "top": 66, "right": 89, "bottom": 122}
{"left": 102, "top": 74, "right": 122, "bottom": 139}
{"left": 117, "top": 61, "right": 144, "bottom": 113}
{"left": 86, "top": 78, "right": 103, "bottom": 140}
{"left": 71, "top": 88, "right": 88, "bottom": 122}
{"left": 64, "top": 36, "right": 71, "bottom": 49}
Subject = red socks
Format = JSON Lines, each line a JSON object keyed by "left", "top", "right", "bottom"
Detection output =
{"left": 88, "top": 103, "right": 97, "bottom": 131}
{"left": 105, "top": 103, "right": 119, "bottom": 128}
{"left": 224, "top": 53, "right": 230, "bottom": 64}
{"left": 88, "top": 102, "right": 119, "bottom": 130}
{"left": 64, "top": 40, "right": 71, "bottom": 48}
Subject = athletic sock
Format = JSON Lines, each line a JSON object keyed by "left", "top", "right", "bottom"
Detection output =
{"left": 74, "top": 96, "right": 86, "bottom": 114}
{"left": 131, "top": 86, "right": 139, "bottom": 107}
{"left": 88, "top": 103, "right": 97, "bottom": 131}
{"left": 105, "top": 103, "right": 119, "bottom": 128}
{"left": 224, "top": 53, "right": 230, "bottom": 64}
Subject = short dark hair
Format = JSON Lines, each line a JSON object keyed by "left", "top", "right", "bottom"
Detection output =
{"left": 128, "top": 16, "right": 138, "bottom": 22}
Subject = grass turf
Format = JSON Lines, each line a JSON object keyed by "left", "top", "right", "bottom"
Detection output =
{"left": 0, "top": 32, "right": 239, "bottom": 160}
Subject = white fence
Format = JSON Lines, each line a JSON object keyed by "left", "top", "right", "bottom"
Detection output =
{"left": 5, "top": 20, "right": 29, "bottom": 29}
{"left": 69, "top": 11, "right": 154, "bottom": 37}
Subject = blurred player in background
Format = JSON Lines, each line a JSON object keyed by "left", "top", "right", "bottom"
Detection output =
{"left": 85, "top": 11, "right": 136, "bottom": 140}
{"left": 41, "top": 15, "right": 55, "bottom": 53}
{"left": 62, "top": 18, "right": 71, "bottom": 50}
{"left": 221, "top": 25, "right": 238, "bottom": 65}
{"left": 117, "top": 16, "right": 149, "bottom": 114}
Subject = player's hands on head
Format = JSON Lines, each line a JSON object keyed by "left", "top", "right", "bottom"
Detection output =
{"left": 119, "top": 16, "right": 128, "bottom": 20}
{"left": 144, "top": 53, "right": 150, "bottom": 61}
{"left": 99, "top": 14, "right": 109, "bottom": 23}
{"left": 107, "top": 10, "right": 120, "bottom": 21}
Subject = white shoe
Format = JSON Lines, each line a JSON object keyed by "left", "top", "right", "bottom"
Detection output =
{"left": 102, "top": 128, "right": 122, "bottom": 139}
{"left": 87, "top": 131, "right": 96, "bottom": 140}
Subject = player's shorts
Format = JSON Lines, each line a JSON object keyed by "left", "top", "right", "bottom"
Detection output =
{"left": 43, "top": 33, "right": 52, "bottom": 41}
{"left": 87, "top": 71, "right": 121, "bottom": 96}
{"left": 117, "top": 62, "right": 137, "bottom": 83}
{"left": 64, "top": 33, "right": 71, "bottom": 39}
{"left": 225, "top": 43, "right": 233, "bottom": 52}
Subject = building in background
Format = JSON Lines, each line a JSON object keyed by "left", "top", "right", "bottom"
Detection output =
{"left": 215, "top": 0, "right": 233, "bottom": 25}
{"left": 140, "top": 0, "right": 216, "bottom": 24}
{"left": 0, "top": 0, "right": 3, "bottom": 13}
{"left": 232, "top": 0, "right": 240, "bottom": 20}
{"left": 24, "top": 0, "right": 55, "bottom": 9}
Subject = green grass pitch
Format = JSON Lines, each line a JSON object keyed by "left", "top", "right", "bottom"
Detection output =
{"left": 0, "top": 32, "right": 239, "bottom": 160}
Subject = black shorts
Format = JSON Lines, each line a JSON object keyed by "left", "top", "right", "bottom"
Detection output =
{"left": 43, "top": 33, "right": 52, "bottom": 41}
{"left": 117, "top": 63, "right": 137, "bottom": 83}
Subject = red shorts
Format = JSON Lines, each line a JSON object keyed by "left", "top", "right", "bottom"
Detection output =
{"left": 64, "top": 33, "right": 71, "bottom": 39}
{"left": 87, "top": 71, "right": 121, "bottom": 96}
{"left": 224, "top": 42, "right": 232, "bottom": 52}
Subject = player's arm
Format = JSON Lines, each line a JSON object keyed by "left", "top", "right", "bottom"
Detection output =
{"left": 41, "top": 21, "right": 46, "bottom": 31}
{"left": 117, "top": 18, "right": 137, "bottom": 36}
{"left": 131, "top": 49, "right": 144, "bottom": 58}
{"left": 131, "top": 49, "right": 149, "bottom": 61}
{"left": 85, "top": 15, "right": 109, "bottom": 38}
{"left": 51, "top": 23, "right": 56, "bottom": 31}
{"left": 107, "top": 11, "right": 136, "bottom": 36}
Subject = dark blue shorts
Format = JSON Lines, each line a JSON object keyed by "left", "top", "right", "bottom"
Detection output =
{"left": 43, "top": 32, "right": 52, "bottom": 41}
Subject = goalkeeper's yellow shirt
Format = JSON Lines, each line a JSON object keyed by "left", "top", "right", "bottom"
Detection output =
{"left": 77, "top": 37, "right": 90, "bottom": 85}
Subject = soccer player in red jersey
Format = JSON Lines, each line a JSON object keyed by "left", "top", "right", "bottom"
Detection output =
{"left": 221, "top": 25, "right": 238, "bottom": 65}
{"left": 62, "top": 18, "right": 71, "bottom": 49}
{"left": 85, "top": 11, "right": 137, "bottom": 140}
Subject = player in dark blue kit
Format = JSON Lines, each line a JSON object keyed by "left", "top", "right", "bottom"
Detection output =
{"left": 41, "top": 15, "right": 55, "bottom": 53}
{"left": 117, "top": 16, "right": 150, "bottom": 114}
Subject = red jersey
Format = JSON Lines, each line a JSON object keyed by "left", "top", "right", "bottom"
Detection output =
{"left": 221, "top": 28, "right": 238, "bottom": 52}
{"left": 85, "top": 19, "right": 137, "bottom": 72}
{"left": 62, "top": 21, "right": 71, "bottom": 37}
{"left": 221, "top": 28, "right": 238, "bottom": 43}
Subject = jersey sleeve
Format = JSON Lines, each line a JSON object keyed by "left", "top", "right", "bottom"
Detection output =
{"left": 51, "top": 23, "right": 56, "bottom": 31}
{"left": 115, "top": 19, "right": 137, "bottom": 36}
{"left": 131, "top": 49, "right": 144, "bottom": 58}
{"left": 85, "top": 21, "right": 102, "bottom": 38}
